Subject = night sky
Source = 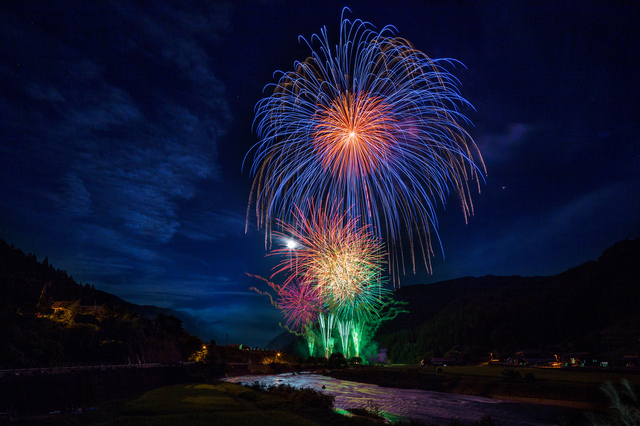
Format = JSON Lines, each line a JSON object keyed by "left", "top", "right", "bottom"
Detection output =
{"left": 1, "top": 1, "right": 639, "bottom": 347}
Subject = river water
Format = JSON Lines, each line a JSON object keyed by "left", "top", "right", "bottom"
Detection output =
{"left": 224, "top": 372, "right": 588, "bottom": 425}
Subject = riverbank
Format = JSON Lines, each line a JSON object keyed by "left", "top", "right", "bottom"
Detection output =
{"left": 7, "top": 370, "right": 597, "bottom": 425}
{"left": 0, "top": 364, "right": 193, "bottom": 417}
{"left": 225, "top": 372, "right": 591, "bottom": 425}
{"left": 326, "top": 364, "right": 640, "bottom": 410}
{"left": 5, "top": 381, "right": 417, "bottom": 426}
{"left": 6, "top": 363, "right": 635, "bottom": 424}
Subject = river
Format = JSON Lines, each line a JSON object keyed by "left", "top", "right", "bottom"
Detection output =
{"left": 224, "top": 372, "right": 588, "bottom": 425}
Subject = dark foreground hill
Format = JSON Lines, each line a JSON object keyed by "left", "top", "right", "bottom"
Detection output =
{"left": 376, "top": 238, "right": 640, "bottom": 364}
{"left": 0, "top": 238, "right": 209, "bottom": 331}
{"left": 0, "top": 239, "right": 205, "bottom": 368}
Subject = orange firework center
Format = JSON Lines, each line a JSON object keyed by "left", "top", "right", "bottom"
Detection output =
{"left": 311, "top": 247, "right": 372, "bottom": 304}
{"left": 313, "top": 91, "right": 395, "bottom": 179}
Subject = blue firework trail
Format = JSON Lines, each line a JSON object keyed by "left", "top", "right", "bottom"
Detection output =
{"left": 245, "top": 8, "right": 485, "bottom": 281}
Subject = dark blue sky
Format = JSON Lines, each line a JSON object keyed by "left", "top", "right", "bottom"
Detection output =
{"left": 1, "top": 1, "right": 639, "bottom": 346}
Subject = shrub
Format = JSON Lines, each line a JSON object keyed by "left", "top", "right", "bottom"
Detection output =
{"left": 328, "top": 352, "right": 347, "bottom": 369}
{"left": 268, "top": 361, "right": 285, "bottom": 374}
{"left": 347, "top": 399, "right": 385, "bottom": 422}
{"left": 587, "top": 379, "right": 640, "bottom": 425}
{"left": 348, "top": 356, "right": 363, "bottom": 366}
{"left": 501, "top": 368, "right": 521, "bottom": 381}
{"left": 286, "top": 385, "right": 335, "bottom": 410}
{"left": 244, "top": 382, "right": 335, "bottom": 411}
{"left": 306, "top": 356, "right": 327, "bottom": 366}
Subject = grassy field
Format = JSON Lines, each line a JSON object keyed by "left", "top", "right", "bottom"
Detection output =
{"left": 9, "top": 366, "right": 640, "bottom": 424}
{"left": 12, "top": 382, "right": 384, "bottom": 426}
{"left": 439, "top": 365, "right": 640, "bottom": 386}
{"left": 328, "top": 364, "right": 640, "bottom": 406}
{"left": 109, "top": 382, "right": 319, "bottom": 426}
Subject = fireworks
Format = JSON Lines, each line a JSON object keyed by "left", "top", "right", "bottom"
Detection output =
{"left": 249, "top": 201, "right": 389, "bottom": 357}
{"left": 277, "top": 278, "right": 320, "bottom": 332}
{"left": 247, "top": 9, "right": 483, "bottom": 361}
{"left": 272, "top": 202, "right": 385, "bottom": 316}
{"left": 246, "top": 9, "right": 485, "bottom": 274}
{"left": 272, "top": 201, "right": 387, "bottom": 320}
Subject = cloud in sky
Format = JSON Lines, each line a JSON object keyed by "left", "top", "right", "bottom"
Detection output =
{"left": 1, "top": 1, "right": 639, "bottom": 347}
{"left": 1, "top": 2, "right": 233, "bottom": 242}
{"left": 476, "top": 123, "right": 531, "bottom": 165}
{"left": 422, "top": 179, "right": 640, "bottom": 285}
{"left": 0, "top": 2, "right": 251, "bottom": 336}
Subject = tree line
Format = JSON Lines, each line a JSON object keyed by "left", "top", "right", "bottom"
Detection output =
{"left": 375, "top": 238, "right": 640, "bottom": 365}
{"left": 0, "top": 239, "right": 203, "bottom": 368}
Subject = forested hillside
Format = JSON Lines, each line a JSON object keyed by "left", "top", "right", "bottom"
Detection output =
{"left": 0, "top": 239, "right": 204, "bottom": 368}
{"left": 376, "top": 238, "right": 640, "bottom": 364}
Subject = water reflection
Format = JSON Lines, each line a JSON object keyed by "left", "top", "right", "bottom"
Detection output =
{"left": 224, "top": 372, "right": 584, "bottom": 425}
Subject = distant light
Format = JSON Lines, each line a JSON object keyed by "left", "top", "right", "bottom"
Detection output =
{"left": 285, "top": 239, "right": 297, "bottom": 249}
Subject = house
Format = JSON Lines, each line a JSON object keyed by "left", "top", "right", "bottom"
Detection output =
{"left": 515, "top": 350, "right": 555, "bottom": 366}
{"left": 560, "top": 352, "right": 594, "bottom": 367}
{"left": 50, "top": 300, "right": 101, "bottom": 315}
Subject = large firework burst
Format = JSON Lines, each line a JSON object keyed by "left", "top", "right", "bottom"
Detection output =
{"left": 251, "top": 202, "right": 397, "bottom": 358}
{"left": 246, "top": 9, "right": 485, "bottom": 278}
{"left": 271, "top": 201, "right": 386, "bottom": 317}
